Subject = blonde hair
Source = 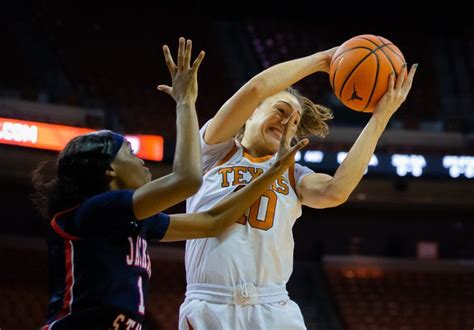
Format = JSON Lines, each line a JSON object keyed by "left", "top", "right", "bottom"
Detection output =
{"left": 285, "top": 87, "right": 333, "bottom": 139}
{"left": 236, "top": 87, "right": 333, "bottom": 142}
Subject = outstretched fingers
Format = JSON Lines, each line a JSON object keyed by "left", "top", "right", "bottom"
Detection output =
{"left": 279, "top": 138, "right": 309, "bottom": 167}
{"left": 184, "top": 39, "right": 192, "bottom": 69}
{"left": 158, "top": 37, "right": 205, "bottom": 100}
{"left": 395, "top": 63, "right": 407, "bottom": 90}
{"left": 192, "top": 51, "right": 205, "bottom": 73}
{"left": 156, "top": 84, "right": 172, "bottom": 95}
{"left": 401, "top": 63, "right": 418, "bottom": 94}
{"left": 288, "top": 138, "right": 309, "bottom": 157}
{"left": 280, "top": 112, "right": 298, "bottom": 150}
{"left": 276, "top": 111, "right": 302, "bottom": 167}
{"left": 177, "top": 37, "right": 185, "bottom": 71}
{"left": 162, "top": 45, "right": 176, "bottom": 76}
{"left": 388, "top": 71, "right": 395, "bottom": 91}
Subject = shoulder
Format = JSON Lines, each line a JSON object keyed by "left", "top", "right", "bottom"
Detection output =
{"left": 293, "top": 162, "right": 315, "bottom": 180}
{"left": 78, "top": 190, "right": 134, "bottom": 216}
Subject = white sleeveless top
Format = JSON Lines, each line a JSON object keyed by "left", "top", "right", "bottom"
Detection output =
{"left": 185, "top": 122, "right": 314, "bottom": 288}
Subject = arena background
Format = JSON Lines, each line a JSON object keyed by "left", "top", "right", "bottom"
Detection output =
{"left": 1, "top": 2, "right": 473, "bottom": 329}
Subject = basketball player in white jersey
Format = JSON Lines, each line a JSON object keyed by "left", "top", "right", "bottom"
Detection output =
{"left": 179, "top": 44, "right": 418, "bottom": 329}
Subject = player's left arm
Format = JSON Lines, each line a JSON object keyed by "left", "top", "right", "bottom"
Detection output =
{"left": 298, "top": 64, "right": 417, "bottom": 209}
{"left": 132, "top": 38, "right": 204, "bottom": 220}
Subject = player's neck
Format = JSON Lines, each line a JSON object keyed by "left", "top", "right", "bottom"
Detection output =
{"left": 240, "top": 140, "right": 273, "bottom": 158}
{"left": 109, "top": 180, "right": 119, "bottom": 191}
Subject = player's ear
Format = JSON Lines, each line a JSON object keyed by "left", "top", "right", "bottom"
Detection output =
{"left": 105, "top": 164, "right": 117, "bottom": 178}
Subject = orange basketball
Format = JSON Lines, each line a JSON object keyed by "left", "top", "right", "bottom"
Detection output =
{"left": 329, "top": 34, "right": 406, "bottom": 113}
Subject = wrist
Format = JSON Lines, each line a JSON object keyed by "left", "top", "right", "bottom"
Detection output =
{"left": 310, "top": 52, "right": 330, "bottom": 73}
{"left": 268, "top": 161, "right": 287, "bottom": 177}
{"left": 176, "top": 98, "right": 195, "bottom": 108}
{"left": 370, "top": 113, "right": 390, "bottom": 133}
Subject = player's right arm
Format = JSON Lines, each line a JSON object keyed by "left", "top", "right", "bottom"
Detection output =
{"left": 297, "top": 64, "right": 417, "bottom": 209}
{"left": 132, "top": 37, "right": 205, "bottom": 220}
{"left": 204, "top": 46, "right": 338, "bottom": 145}
{"left": 162, "top": 113, "right": 308, "bottom": 241}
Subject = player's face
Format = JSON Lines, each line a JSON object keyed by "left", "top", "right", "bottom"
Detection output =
{"left": 110, "top": 141, "right": 152, "bottom": 189}
{"left": 243, "top": 91, "right": 302, "bottom": 155}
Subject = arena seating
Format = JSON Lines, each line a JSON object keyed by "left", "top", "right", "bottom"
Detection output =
{"left": 0, "top": 27, "right": 38, "bottom": 98}
{"left": 34, "top": 14, "right": 232, "bottom": 137}
{"left": 0, "top": 242, "right": 186, "bottom": 330}
{"left": 2, "top": 241, "right": 473, "bottom": 330}
{"left": 324, "top": 257, "right": 474, "bottom": 330}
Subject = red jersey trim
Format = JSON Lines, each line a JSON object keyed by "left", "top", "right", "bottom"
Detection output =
{"left": 50, "top": 206, "right": 80, "bottom": 241}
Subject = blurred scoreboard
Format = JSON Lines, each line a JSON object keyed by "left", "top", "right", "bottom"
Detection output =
{"left": 295, "top": 150, "right": 474, "bottom": 179}
{"left": 2, "top": 116, "right": 472, "bottom": 178}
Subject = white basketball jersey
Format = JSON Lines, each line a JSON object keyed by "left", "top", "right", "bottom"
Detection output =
{"left": 185, "top": 123, "right": 313, "bottom": 288}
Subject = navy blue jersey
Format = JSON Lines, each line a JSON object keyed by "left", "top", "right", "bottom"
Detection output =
{"left": 42, "top": 190, "right": 170, "bottom": 330}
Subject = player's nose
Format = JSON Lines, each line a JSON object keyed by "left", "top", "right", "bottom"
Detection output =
{"left": 281, "top": 110, "right": 296, "bottom": 125}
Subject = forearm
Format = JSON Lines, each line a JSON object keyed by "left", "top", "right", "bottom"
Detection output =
{"left": 207, "top": 52, "right": 328, "bottom": 144}
{"left": 162, "top": 166, "right": 282, "bottom": 241}
{"left": 132, "top": 101, "right": 201, "bottom": 220}
{"left": 252, "top": 52, "right": 328, "bottom": 99}
{"left": 162, "top": 132, "right": 307, "bottom": 241}
{"left": 204, "top": 166, "right": 282, "bottom": 235}
{"left": 173, "top": 99, "right": 202, "bottom": 182}
{"left": 329, "top": 115, "right": 389, "bottom": 198}
{"left": 302, "top": 63, "right": 417, "bottom": 207}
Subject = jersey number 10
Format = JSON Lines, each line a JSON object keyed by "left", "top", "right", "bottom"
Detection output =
{"left": 235, "top": 187, "right": 277, "bottom": 230}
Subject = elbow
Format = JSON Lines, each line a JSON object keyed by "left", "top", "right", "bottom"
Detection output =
{"left": 324, "top": 181, "right": 351, "bottom": 207}
{"left": 174, "top": 174, "right": 203, "bottom": 197}
{"left": 207, "top": 225, "right": 220, "bottom": 238}
{"left": 186, "top": 174, "right": 203, "bottom": 194}
{"left": 203, "top": 212, "right": 228, "bottom": 238}
{"left": 247, "top": 77, "right": 267, "bottom": 100}
{"left": 322, "top": 187, "right": 349, "bottom": 208}
{"left": 193, "top": 215, "right": 220, "bottom": 239}
{"left": 327, "top": 192, "right": 349, "bottom": 207}
{"left": 208, "top": 221, "right": 227, "bottom": 238}
{"left": 332, "top": 193, "right": 349, "bottom": 207}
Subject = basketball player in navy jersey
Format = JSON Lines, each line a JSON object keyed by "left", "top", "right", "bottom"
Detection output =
{"left": 32, "top": 37, "right": 307, "bottom": 329}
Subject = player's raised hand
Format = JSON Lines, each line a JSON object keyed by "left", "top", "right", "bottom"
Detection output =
{"left": 273, "top": 111, "right": 308, "bottom": 173}
{"left": 373, "top": 63, "right": 417, "bottom": 120}
{"left": 316, "top": 46, "right": 339, "bottom": 73}
{"left": 157, "top": 37, "right": 205, "bottom": 104}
